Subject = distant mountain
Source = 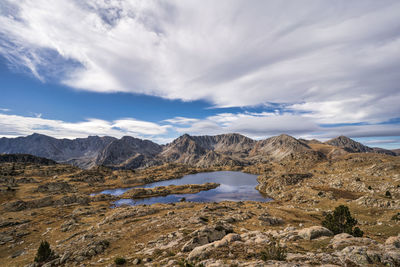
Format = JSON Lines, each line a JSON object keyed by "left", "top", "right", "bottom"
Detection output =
{"left": 95, "top": 136, "right": 162, "bottom": 169}
{"left": 392, "top": 149, "right": 400, "bottom": 156}
{"left": 325, "top": 136, "right": 396, "bottom": 156}
{"left": 249, "top": 134, "right": 320, "bottom": 161}
{"left": 0, "top": 154, "right": 57, "bottom": 165}
{"left": 159, "top": 133, "right": 254, "bottom": 166}
{"left": 0, "top": 134, "right": 116, "bottom": 168}
{"left": 0, "top": 133, "right": 396, "bottom": 169}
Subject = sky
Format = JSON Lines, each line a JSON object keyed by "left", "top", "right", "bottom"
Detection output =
{"left": 0, "top": 0, "right": 399, "bottom": 148}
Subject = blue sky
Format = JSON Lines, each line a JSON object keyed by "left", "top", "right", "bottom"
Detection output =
{"left": 0, "top": 0, "right": 399, "bottom": 148}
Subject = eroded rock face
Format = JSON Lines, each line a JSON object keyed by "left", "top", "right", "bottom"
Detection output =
{"left": 298, "top": 226, "right": 333, "bottom": 240}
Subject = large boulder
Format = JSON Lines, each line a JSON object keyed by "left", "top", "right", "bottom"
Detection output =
{"left": 385, "top": 235, "right": 400, "bottom": 248}
{"left": 330, "top": 233, "right": 377, "bottom": 250}
{"left": 187, "top": 233, "right": 241, "bottom": 261}
{"left": 298, "top": 226, "right": 333, "bottom": 240}
{"left": 338, "top": 246, "right": 373, "bottom": 266}
{"left": 181, "top": 224, "right": 233, "bottom": 252}
{"left": 258, "top": 213, "right": 284, "bottom": 226}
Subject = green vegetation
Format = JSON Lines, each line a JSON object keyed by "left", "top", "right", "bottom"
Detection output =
{"left": 34, "top": 240, "right": 54, "bottom": 263}
{"left": 260, "top": 239, "right": 287, "bottom": 261}
{"left": 114, "top": 257, "right": 127, "bottom": 265}
{"left": 322, "top": 205, "right": 363, "bottom": 237}
{"left": 385, "top": 191, "right": 392, "bottom": 198}
{"left": 368, "top": 186, "right": 372, "bottom": 190}
{"left": 391, "top": 212, "right": 400, "bottom": 221}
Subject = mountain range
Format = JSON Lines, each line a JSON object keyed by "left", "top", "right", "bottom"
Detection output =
{"left": 0, "top": 133, "right": 397, "bottom": 169}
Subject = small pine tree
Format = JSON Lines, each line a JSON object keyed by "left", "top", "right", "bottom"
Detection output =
{"left": 352, "top": 227, "right": 364, "bottom": 237}
{"left": 114, "top": 257, "right": 127, "bottom": 265}
{"left": 322, "top": 205, "right": 363, "bottom": 237}
{"left": 34, "top": 241, "right": 53, "bottom": 263}
{"left": 385, "top": 191, "right": 392, "bottom": 198}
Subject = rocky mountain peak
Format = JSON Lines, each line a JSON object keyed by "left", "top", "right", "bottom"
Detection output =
{"left": 325, "top": 136, "right": 373, "bottom": 153}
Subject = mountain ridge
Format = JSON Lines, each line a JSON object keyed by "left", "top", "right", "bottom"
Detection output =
{"left": 0, "top": 133, "right": 396, "bottom": 169}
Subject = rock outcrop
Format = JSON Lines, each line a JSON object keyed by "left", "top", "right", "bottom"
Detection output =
{"left": 122, "top": 183, "right": 220, "bottom": 199}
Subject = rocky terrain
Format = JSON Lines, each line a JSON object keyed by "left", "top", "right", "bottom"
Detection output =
{"left": 121, "top": 183, "right": 220, "bottom": 199}
{"left": 0, "top": 134, "right": 399, "bottom": 266}
{"left": 0, "top": 133, "right": 397, "bottom": 170}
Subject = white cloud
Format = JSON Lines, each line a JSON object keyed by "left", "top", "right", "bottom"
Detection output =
{"left": 170, "top": 112, "right": 400, "bottom": 147}
{"left": 0, "top": 113, "right": 169, "bottom": 139}
{"left": 0, "top": 108, "right": 10, "bottom": 112}
{"left": 1, "top": 0, "right": 400, "bottom": 126}
{"left": 163, "top": 117, "right": 199, "bottom": 125}
{"left": 173, "top": 112, "right": 320, "bottom": 139}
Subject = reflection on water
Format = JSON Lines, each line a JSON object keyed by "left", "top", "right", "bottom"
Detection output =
{"left": 96, "top": 171, "right": 271, "bottom": 206}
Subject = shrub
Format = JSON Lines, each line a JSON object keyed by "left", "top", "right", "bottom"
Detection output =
{"left": 391, "top": 213, "right": 400, "bottom": 221}
{"left": 260, "top": 239, "right": 287, "bottom": 261}
{"left": 352, "top": 227, "right": 364, "bottom": 237}
{"left": 34, "top": 241, "right": 53, "bottom": 263}
{"left": 385, "top": 191, "right": 392, "bottom": 198}
{"left": 114, "top": 257, "right": 127, "bottom": 265}
{"left": 368, "top": 186, "right": 372, "bottom": 190}
{"left": 322, "top": 205, "right": 363, "bottom": 237}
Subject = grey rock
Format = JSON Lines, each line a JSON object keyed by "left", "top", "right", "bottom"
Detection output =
{"left": 298, "top": 226, "right": 333, "bottom": 240}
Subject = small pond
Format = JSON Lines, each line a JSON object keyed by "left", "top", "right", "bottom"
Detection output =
{"left": 96, "top": 171, "right": 271, "bottom": 206}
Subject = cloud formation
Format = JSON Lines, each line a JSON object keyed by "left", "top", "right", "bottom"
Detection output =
{"left": 0, "top": 1, "right": 399, "bottom": 147}
{"left": 1, "top": 0, "right": 400, "bottom": 124}
{"left": 0, "top": 113, "right": 170, "bottom": 140}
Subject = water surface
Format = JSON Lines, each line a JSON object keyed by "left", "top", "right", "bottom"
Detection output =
{"left": 97, "top": 171, "right": 271, "bottom": 206}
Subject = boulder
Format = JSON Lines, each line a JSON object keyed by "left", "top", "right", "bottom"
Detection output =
{"left": 338, "top": 246, "right": 372, "bottom": 266}
{"left": 385, "top": 235, "right": 400, "bottom": 248}
{"left": 181, "top": 224, "right": 233, "bottom": 252}
{"left": 187, "top": 233, "right": 241, "bottom": 261}
{"left": 298, "top": 226, "right": 333, "bottom": 240}
{"left": 330, "top": 233, "right": 377, "bottom": 250}
{"left": 258, "top": 214, "right": 284, "bottom": 226}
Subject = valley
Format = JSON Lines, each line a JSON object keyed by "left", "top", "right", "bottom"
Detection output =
{"left": 0, "top": 134, "right": 399, "bottom": 266}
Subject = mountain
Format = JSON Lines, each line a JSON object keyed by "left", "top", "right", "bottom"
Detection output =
{"left": 159, "top": 133, "right": 254, "bottom": 166}
{"left": 325, "top": 136, "right": 396, "bottom": 156}
{"left": 325, "top": 136, "right": 373, "bottom": 153}
{"left": 0, "top": 133, "right": 396, "bottom": 169}
{"left": 249, "top": 134, "right": 320, "bottom": 161}
{"left": 95, "top": 136, "right": 162, "bottom": 169}
{"left": 0, "top": 134, "right": 116, "bottom": 168}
